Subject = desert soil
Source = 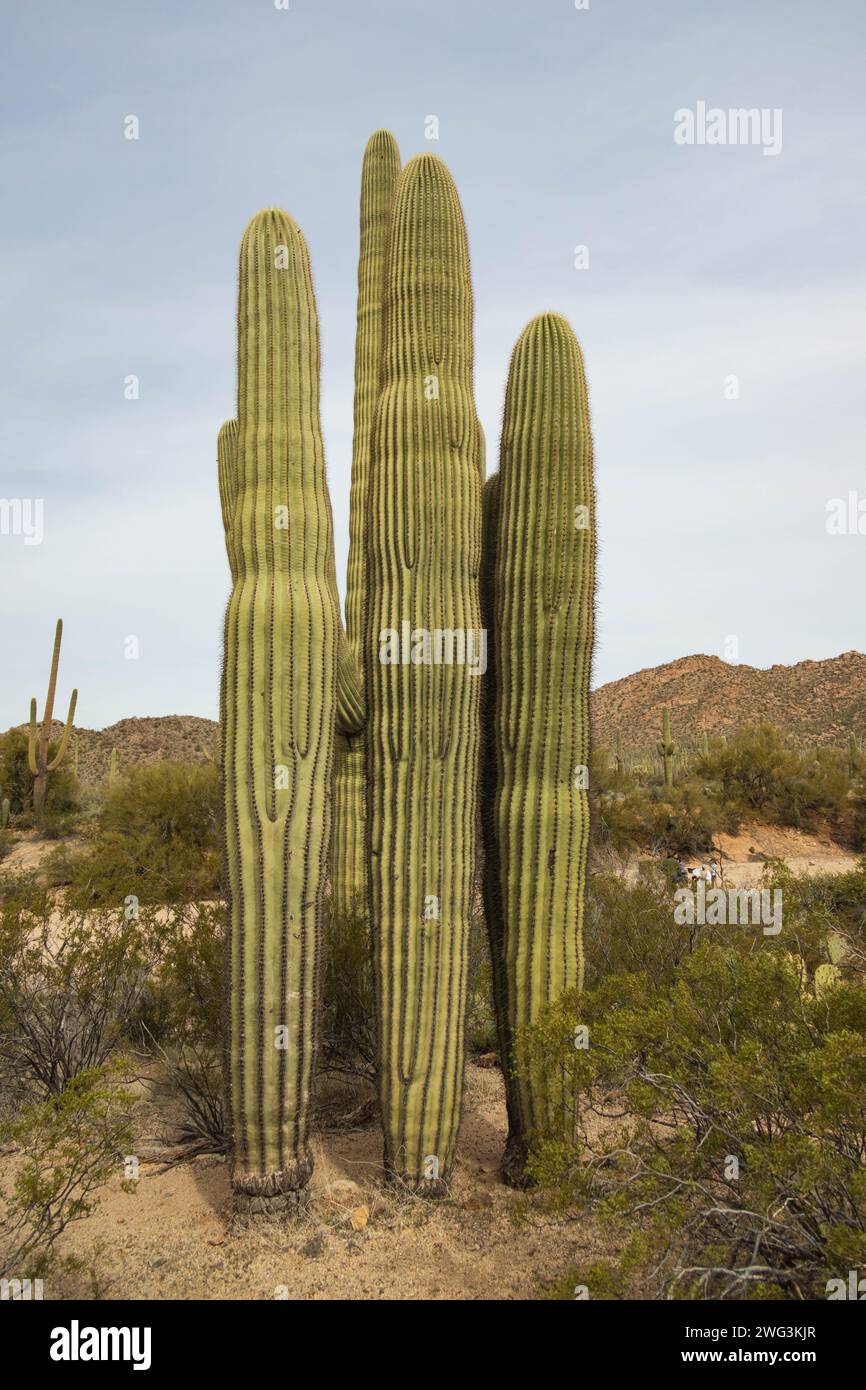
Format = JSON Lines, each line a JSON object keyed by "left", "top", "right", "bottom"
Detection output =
{"left": 40, "top": 1065, "right": 603, "bottom": 1302}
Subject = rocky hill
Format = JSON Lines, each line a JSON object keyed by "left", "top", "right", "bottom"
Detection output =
{"left": 591, "top": 651, "right": 866, "bottom": 752}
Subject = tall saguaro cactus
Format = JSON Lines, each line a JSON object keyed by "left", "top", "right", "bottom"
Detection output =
{"left": 657, "top": 705, "right": 676, "bottom": 788}
{"left": 365, "top": 154, "right": 483, "bottom": 1192}
{"left": 332, "top": 130, "right": 401, "bottom": 921}
{"left": 482, "top": 313, "right": 596, "bottom": 1185}
{"left": 28, "top": 619, "right": 77, "bottom": 822}
{"left": 222, "top": 208, "right": 363, "bottom": 1215}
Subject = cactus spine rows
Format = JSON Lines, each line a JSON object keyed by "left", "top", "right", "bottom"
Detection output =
{"left": 481, "top": 313, "right": 596, "bottom": 1183}
{"left": 27, "top": 619, "right": 77, "bottom": 822}
{"left": 221, "top": 208, "right": 363, "bottom": 1214}
{"left": 365, "top": 154, "right": 483, "bottom": 1191}
{"left": 332, "top": 131, "right": 401, "bottom": 921}
{"left": 657, "top": 705, "right": 676, "bottom": 787}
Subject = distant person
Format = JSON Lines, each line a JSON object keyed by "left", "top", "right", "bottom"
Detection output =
{"left": 709, "top": 860, "right": 720, "bottom": 886}
{"left": 690, "top": 864, "right": 702, "bottom": 885}
{"left": 675, "top": 858, "right": 688, "bottom": 885}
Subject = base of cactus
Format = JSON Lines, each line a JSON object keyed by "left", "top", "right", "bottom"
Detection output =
{"left": 230, "top": 1155, "right": 313, "bottom": 1221}
{"left": 384, "top": 1157, "right": 452, "bottom": 1199}
{"left": 500, "top": 1134, "right": 534, "bottom": 1189}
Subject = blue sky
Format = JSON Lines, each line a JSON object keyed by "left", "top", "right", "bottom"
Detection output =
{"left": 2, "top": 0, "right": 865, "bottom": 728}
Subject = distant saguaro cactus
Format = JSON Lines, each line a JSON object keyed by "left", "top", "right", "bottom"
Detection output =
{"left": 365, "top": 154, "right": 483, "bottom": 1192}
{"left": 1, "top": 797, "right": 10, "bottom": 829}
{"left": 221, "top": 208, "right": 364, "bottom": 1216}
{"left": 481, "top": 312, "right": 596, "bottom": 1185}
{"left": 848, "top": 732, "right": 859, "bottom": 781}
{"left": 28, "top": 619, "right": 77, "bottom": 822}
{"left": 332, "top": 130, "right": 401, "bottom": 922}
{"left": 657, "top": 705, "right": 676, "bottom": 788}
{"left": 108, "top": 747, "right": 118, "bottom": 786}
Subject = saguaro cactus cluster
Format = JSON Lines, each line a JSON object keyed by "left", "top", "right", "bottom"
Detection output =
{"left": 481, "top": 314, "right": 595, "bottom": 1182}
{"left": 28, "top": 619, "right": 77, "bottom": 822}
{"left": 218, "top": 131, "right": 596, "bottom": 1211}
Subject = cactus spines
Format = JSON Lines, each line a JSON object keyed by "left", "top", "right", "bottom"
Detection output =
{"left": 481, "top": 312, "right": 596, "bottom": 1185}
{"left": 222, "top": 208, "right": 364, "bottom": 1215}
{"left": 27, "top": 619, "right": 77, "bottom": 822}
{"left": 365, "top": 154, "right": 483, "bottom": 1193}
{"left": 657, "top": 705, "right": 676, "bottom": 788}
{"left": 333, "top": 130, "right": 401, "bottom": 922}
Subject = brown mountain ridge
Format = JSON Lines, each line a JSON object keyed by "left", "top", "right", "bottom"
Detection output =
{"left": 14, "top": 652, "right": 865, "bottom": 782}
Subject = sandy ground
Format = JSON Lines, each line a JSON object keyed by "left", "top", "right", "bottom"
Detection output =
{"left": 35, "top": 1065, "right": 603, "bottom": 1302}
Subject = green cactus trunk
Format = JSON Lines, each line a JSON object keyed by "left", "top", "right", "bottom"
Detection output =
{"left": 657, "top": 705, "right": 675, "bottom": 788}
{"left": 332, "top": 131, "right": 401, "bottom": 923}
{"left": 481, "top": 313, "right": 596, "bottom": 1185}
{"left": 365, "top": 155, "right": 483, "bottom": 1192}
{"left": 1, "top": 797, "right": 10, "bottom": 829}
{"left": 108, "top": 747, "right": 118, "bottom": 786}
{"left": 28, "top": 619, "right": 77, "bottom": 823}
{"left": 222, "top": 208, "right": 363, "bottom": 1215}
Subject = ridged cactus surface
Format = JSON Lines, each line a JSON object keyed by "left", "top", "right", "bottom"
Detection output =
{"left": 333, "top": 130, "right": 401, "bottom": 920}
{"left": 482, "top": 312, "right": 595, "bottom": 1184}
{"left": 365, "top": 154, "right": 483, "bottom": 1191}
{"left": 222, "top": 208, "right": 362, "bottom": 1213}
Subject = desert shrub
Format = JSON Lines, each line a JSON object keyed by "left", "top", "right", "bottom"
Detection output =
{"left": 0, "top": 727, "right": 79, "bottom": 829}
{"left": 520, "top": 896, "right": 866, "bottom": 1300}
{"left": 0, "top": 1067, "right": 133, "bottom": 1282}
{"left": 320, "top": 897, "right": 376, "bottom": 1085}
{"left": 585, "top": 869, "right": 705, "bottom": 990}
{"left": 58, "top": 761, "right": 221, "bottom": 906}
{"left": 696, "top": 724, "right": 850, "bottom": 832}
{"left": 140, "top": 903, "right": 225, "bottom": 1151}
{"left": 0, "top": 883, "right": 164, "bottom": 1101}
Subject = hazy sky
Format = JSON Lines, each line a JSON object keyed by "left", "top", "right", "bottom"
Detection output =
{"left": 2, "top": 0, "right": 865, "bottom": 729}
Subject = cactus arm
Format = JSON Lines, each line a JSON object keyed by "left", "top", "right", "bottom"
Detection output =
{"left": 42, "top": 619, "right": 62, "bottom": 732}
{"left": 218, "top": 419, "right": 240, "bottom": 582}
{"left": 28, "top": 698, "right": 39, "bottom": 775}
{"left": 47, "top": 688, "right": 77, "bottom": 771}
{"left": 335, "top": 630, "right": 365, "bottom": 735}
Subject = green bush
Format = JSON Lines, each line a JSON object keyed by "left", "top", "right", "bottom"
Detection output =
{"left": 518, "top": 868, "right": 866, "bottom": 1300}
{"left": 57, "top": 761, "right": 221, "bottom": 906}
{"left": 0, "top": 882, "right": 165, "bottom": 1101}
{"left": 0, "top": 1067, "right": 134, "bottom": 1282}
